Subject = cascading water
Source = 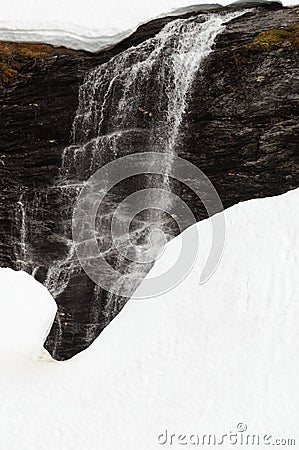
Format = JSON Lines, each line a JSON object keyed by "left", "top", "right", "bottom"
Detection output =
{"left": 16, "top": 11, "right": 243, "bottom": 356}
{"left": 15, "top": 194, "right": 28, "bottom": 271}
{"left": 14, "top": 191, "right": 45, "bottom": 277}
{"left": 70, "top": 12, "right": 242, "bottom": 325}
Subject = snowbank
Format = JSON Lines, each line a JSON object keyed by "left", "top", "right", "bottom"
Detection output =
{"left": 0, "top": 188, "right": 298, "bottom": 449}
{"left": 0, "top": 269, "right": 56, "bottom": 360}
{"left": 0, "top": 0, "right": 297, "bottom": 51}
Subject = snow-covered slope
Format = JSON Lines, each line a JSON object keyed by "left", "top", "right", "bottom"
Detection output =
{"left": 0, "top": 188, "right": 298, "bottom": 449}
{"left": 0, "top": 0, "right": 297, "bottom": 51}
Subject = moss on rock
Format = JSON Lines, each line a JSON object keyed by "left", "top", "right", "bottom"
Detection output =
{"left": 0, "top": 42, "right": 55, "bottom": 85}
{"left": 249, "top": 23, "right": 299, "bottom": 50}
{"left": 0, "top": 62, "right": 18, "bottom": 83}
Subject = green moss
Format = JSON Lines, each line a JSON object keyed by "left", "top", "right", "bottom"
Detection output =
{"left": 250, "top": 24, "right": 299, "bottom": 50}
{"left": 0, "top": 61, "right": 18, "bottom": 84}
{"left": 0, "top": 41, "right": 55, "bottom": 85}
{"left": 3, "top": 67, "right": 18, "bottom": 81}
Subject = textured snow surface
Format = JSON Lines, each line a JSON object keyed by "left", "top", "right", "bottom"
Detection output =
{"left": 0, "top": 0, "right": 297, "bottom": 51}
{"left": 0, "top": 188, "right": 298, "bottom": 449}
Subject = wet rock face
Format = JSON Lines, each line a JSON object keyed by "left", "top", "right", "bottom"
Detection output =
{"left": 182, "top": 7, "right": 299, "bottom": 216}
{"left": 0, "top": 6, "right": 298, "bottom": 360}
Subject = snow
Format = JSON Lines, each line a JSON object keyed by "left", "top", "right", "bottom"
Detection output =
{"left": 0, "top": 188, "right": 298, "bottom": 449}
{"left": 0, "top": 0, "right": 297, "bottom": 52}
{"left": 0, "top": 270, "right": 56, "bottom": 361}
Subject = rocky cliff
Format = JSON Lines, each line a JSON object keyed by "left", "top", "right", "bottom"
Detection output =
{"left": 0, "top": 4, "right": 298, "bottom": 359}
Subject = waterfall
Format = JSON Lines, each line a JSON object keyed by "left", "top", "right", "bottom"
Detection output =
{"left": 14, "top": 192, "right": 45, "bottom": 277}
{"left": 15, "top": 194, "right": 28, "bottom": 271}
{"left": 44, "top": 11, "right": 242, "bottom": 345}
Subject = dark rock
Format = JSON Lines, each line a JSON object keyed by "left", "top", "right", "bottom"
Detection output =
{"left": 170, "top": 4, "right": 224, "bottom": 15}
{"left": 228, "top": 0, "right": 282, "bottom": 9}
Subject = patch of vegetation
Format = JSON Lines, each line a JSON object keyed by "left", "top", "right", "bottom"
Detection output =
{"left": 0, "top": 42, "right": 54, "bottom": 85}
{"left": 0, "top": 61, "right": 17, "bottom": 83}
{"left": 249, "top": 24, "right": 299, "bottom": 50}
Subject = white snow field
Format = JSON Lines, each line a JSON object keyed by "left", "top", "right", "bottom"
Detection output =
{"left": 0, "top": 188, "right": 298, "bottom": 449}
{"left": 0, "top": 0, "right": 298, "bottom": 51}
